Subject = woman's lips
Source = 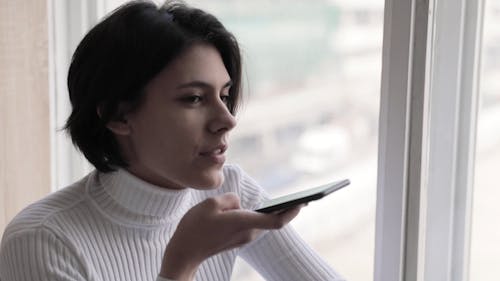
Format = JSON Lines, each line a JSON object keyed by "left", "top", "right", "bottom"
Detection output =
{"left": 199, "top": 145, "right": 227, "bottom": 164}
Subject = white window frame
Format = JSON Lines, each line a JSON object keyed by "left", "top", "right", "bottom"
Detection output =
{"left": 375, "top": 0, "right": 484, "bottom": 281}
{"left": 48, "top": 0, "right": 106, "bottom": 190}
{"left": 49, "top": 0, "right": 486, "bottom": 280}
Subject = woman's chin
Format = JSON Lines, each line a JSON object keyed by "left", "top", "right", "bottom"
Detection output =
{"left": 190, "top": 172, "right": 224, "bottom": 190}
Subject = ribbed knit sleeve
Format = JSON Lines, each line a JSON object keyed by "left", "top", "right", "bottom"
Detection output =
{"left": 239, "top": 226, "right": 346, "bottom": 281}
{"left": 233, "top": 165, "right": 346, "bottom": 281}
{"left": 0, "top": 227, "right": 87, "bottom": 281}
{"left": 156, "top": 276, "right": 176, "bottom": 281}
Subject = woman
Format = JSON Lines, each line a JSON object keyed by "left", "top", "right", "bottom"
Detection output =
{"left": 0, "top": 1, "right": 345, "bottom": 280}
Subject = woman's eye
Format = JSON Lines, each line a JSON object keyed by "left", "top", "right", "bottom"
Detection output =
{"left": 220, "top": 95, "right": 230, "bottom": 105}
{"left": 182, "top": 95, "right": 202, "bottom": 104}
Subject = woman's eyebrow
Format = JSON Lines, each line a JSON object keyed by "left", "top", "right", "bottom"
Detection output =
{"left": 176, "top": 80, "right": 233, "bottom": 90}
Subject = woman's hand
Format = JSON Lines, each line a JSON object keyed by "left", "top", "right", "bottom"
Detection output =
{"left": 159, "top": 193, "right": 302, "bottom": 281}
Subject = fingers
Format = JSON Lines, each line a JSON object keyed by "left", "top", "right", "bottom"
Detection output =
{"left": 171, "top": 194, "right": 304, "bottom": 261}
{"left": 222, "top": 205, "right": 303, "bottom": 230}
{"left": 200, "top": 193, "right": 303, "bottom": 231}
{"left": 274, "top": 205, "right": 302, "bottom": 225}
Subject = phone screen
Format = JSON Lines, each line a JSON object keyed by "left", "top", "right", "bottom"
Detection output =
{"left": 255, "top": 179, "right": 350, "bottom": 213}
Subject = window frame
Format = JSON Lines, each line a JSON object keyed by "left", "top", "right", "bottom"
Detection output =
{"left": 375, "top": 0, "right": 485, "bottom": 281}
{"left": 49, "top": 0, "right": 105, "bottom": 191}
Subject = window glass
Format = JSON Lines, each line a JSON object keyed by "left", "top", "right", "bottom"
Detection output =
{"left": 470, "top": 1, "right": 500, "bottom": 280}
{"left": 104, "top": 1, "right": 383, "bottom": 280}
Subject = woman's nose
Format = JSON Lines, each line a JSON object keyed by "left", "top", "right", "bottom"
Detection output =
{"left": 208, "top": 100, "right": 237, "bottom": 134}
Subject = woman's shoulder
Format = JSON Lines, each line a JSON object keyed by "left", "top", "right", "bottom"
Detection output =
{"left": 1, "top": 174, "right": 91, "bottom": 241}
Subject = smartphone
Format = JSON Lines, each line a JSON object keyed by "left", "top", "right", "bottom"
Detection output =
{"left": 255, "top": 179, "right": 350, "bottom": 213}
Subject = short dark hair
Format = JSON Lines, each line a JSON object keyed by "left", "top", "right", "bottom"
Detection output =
{"left": 65, "top": 0, "right": 242, "bottom": 172}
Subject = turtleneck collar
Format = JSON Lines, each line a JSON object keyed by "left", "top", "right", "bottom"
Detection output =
{"left": 86, "top": 169, "right": 193, "bottom": 226}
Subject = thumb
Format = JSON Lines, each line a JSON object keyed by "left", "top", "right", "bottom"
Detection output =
{"left": 210, "top": 192, "right": 242, "bottom": 211}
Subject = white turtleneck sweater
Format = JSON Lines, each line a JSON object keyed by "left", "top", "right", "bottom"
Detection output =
{"left": 0, "top": 164, "right": 345, "bottom": 281}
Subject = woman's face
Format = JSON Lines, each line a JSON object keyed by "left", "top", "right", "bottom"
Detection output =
{"left": 113, "top": 43, "right": 237, "bottom": 190}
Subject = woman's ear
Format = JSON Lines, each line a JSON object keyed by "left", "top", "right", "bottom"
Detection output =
{"left": 105, "top": 119, "right": 131, "bottom": 135}
{"left": 97, "top": 106, "right": 131, "bottom": 136}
